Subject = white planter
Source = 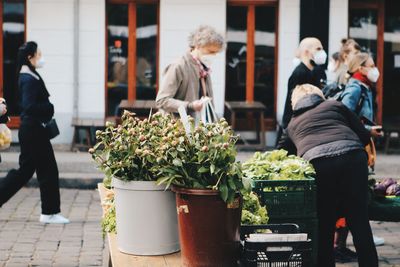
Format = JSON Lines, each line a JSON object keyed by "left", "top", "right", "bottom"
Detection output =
{"left": 112, "top": 178, "right": 180, "bottom": 255}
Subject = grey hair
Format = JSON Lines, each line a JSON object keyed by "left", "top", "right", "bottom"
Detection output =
{"left": 188, "top": 25, "right": 225, "bottom": 50}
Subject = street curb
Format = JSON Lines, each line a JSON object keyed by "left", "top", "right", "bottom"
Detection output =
{"left": 0, "top": 173, "right": 103, "bottom": 190}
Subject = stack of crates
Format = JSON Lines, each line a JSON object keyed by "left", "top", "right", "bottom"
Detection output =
{"left": 252, "top": 179, "right": 318, "bottom": 265}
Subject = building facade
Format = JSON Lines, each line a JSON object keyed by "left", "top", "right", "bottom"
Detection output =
{"left": 1, "top": 0, "right": 399, "bottom": 145}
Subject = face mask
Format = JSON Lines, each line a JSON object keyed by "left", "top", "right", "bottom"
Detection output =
{"left": 292, "top": 57, "right": 301, "bottom": 67}
{"left": 313, "top": 50, "right": 327, "bottom": 65}
{"left": 200, "top": 54, "right": 216, "bottom": 67}
{"left": 36, "top": 57, "right": 45, "bottom": 68}
{"left": 367, "top": 67, "right": 380, "bottom": 83}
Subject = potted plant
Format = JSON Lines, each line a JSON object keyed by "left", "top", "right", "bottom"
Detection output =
{"left": 156, "top": 118, "right": 251, "bottom": 267}
{"left": 91, "top": 111, "right": 180, "bottom": 256}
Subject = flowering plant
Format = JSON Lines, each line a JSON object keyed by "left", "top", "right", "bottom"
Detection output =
{"left": 156, "top": 118, "right": 251, "bottom": 203}
{"left": 90, "top": 111, "right": 175, "bottom": 181}
{"left": 91, "top": 110, "right": 250, "bottom": 203}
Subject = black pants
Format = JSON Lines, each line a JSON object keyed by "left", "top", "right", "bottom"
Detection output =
{"left": 311, "top": 150, "right": 378, "bottom": 267}
{"left": 0, "top": 121, "right": 60, "bottom": 215}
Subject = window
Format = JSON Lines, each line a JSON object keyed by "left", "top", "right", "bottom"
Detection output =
{"left": 0, "top": 0, "right": 26, "bottom": 128}
{"left": 226, "top": 0, "right": 278, "bottom": 123}
{"left": 106, "top": 0, "right": 158, "bottom": 116}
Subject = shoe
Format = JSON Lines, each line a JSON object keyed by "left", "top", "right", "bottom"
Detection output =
{"left": 334, "top": 247, "right": 356, "bottom": 263}
{"left": 373, "top": 236, "right": 385, "bottom": 246}
{"left": 40, "top": 213, "right": 70, "bottom": 224}
{"left": 337, "top": 247, "right": 358, "bottom": 259}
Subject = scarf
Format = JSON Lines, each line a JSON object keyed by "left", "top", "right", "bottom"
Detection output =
{"left": 191, "top": 54, "right": 211, "bottom": 78}
{"left": 352, "top": 71, "right": 372, "bottom": 88}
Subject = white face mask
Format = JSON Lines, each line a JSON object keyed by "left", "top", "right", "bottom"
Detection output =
{"left": 200, "top": 54, "right": 216, "bottom": 67}
{"left": 313, "top": 50, "right": 327, "bottom": 65}
{"left": 367, "top": 67, "right": 380, "bottom": 83}
{"left": 292, "top": 57, "right": 301, "bottom": 68}
{"left": 36, "top": 57, "right": 45, "bottom": 68}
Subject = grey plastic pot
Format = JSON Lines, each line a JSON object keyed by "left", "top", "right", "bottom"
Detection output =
{"left": 112, "top": 178, "right": 180, "bottom": 255}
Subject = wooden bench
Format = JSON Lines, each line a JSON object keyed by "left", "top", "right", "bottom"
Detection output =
{"left": 98, "top": 183, "right": 181, "bottom": 267}
{"left": 71, "top": 118, "right": 116, "bottom": 151}
{"left": 225, "top": 101, "right": 267, "bottom": 150}
{"left": 118, "top": 100, "right": 158, "bottom": 117}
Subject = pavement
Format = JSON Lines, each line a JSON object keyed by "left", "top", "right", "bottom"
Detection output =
{"left": 0, "top": 188, "right": 106, "bottom": 267}
{"left": 0, "top": 147, "right": 398, "bottom": 190}
{"left": 0, "top": 147, "right": 399, "bottom": 266}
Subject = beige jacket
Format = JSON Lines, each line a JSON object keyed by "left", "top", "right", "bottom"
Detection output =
{"left": 156, "top": 52, "right": 213, "bottom": 115}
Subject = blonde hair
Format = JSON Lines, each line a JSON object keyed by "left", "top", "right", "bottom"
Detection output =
{"left": 348, "top": 52, "right": 370, "bottom": 75}
{"left": 188, "top": 25, "right": 225, "bottom": 50}
{"left": 291, "top": 84, "right": 325, "bottom": 109}
{"left": 339, "top": 38, "right": 361, "bottom": 63}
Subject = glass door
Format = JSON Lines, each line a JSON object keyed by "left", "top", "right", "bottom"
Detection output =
{"left": 383, "top": 0, "right": 400, "bottom": 120}
{"left": 349, "top": 1, "right": 383, "bottom": 123}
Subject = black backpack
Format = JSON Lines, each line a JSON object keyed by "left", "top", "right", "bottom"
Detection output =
{"left": 322, "top": 82, "right": 345, "bottom": 100}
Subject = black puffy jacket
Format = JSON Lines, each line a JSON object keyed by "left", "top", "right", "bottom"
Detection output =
{"left": 278, "top": 94, "right": 371, "bottom": 161}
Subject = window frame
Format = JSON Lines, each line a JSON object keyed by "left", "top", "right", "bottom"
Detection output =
{"left": 105, "top": 0, "right": 160, "bottom": 116}
{"left": 0, "top": 0, "right": 27, "bottom": 129}
{"left": 226, "top": 0, "right": 279, "bottom": 130}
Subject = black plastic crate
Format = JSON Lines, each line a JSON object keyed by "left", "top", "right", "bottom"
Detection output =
{"left": 240, "top": 224, "right": 312, "bottom": 267}
{"left": 268, "top": 218, "right": 318, "bottom": 266}
{"left": 252, "top": 180, "right": 317, "bottom": 219}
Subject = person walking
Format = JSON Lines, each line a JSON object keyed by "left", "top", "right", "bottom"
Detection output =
{"left": 279, "top": 84, "right": 379, "bottom": 267}
{"left": 0, "top": 41, "right": 69, "bottom": 224}
{"left": 156, "top": 25, "right": 224, "bottom": 117}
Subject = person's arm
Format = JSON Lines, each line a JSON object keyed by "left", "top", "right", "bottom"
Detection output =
{"left": 156, "top": 64, "right": 188, "bottom": 113}
{"left": 282, "top": 72, "right": 301, "bottom": 128}
{"left": 341, "top": 103, "right": 371, "bottom": 146}
{"left": 276, "top": 128, "right": 297, "bottom": 155}
{"left": 341, "top": 82, "right": 362, "bottom": 113}
{"left": 20, "top": 78, "right": 54, "bottom": 120}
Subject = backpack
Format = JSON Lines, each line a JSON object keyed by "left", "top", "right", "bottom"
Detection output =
{"left": 323, "top": 81, "right": 368, "bottom": 115}
{"left": 322, "top": 82, "right": 345, "bottom": 100}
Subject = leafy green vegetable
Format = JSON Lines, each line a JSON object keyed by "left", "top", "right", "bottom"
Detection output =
{"left": 243, "top": 149, "right": 316, "bottom": 181}
{"left": 241, "top": 192, "right": 269, "bottom": 225}
{"left": 101, "top": 196, "right": 116, "bottom": 237}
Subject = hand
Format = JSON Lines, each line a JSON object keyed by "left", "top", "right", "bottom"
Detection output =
{"left": 190, "top": 100, "right": 203, "bottom": 112}
{"left": 371, "top": 125, "right": 383, "bottom": 137}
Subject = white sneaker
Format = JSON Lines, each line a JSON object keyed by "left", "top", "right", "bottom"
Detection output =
{"left": 373, "top": 235, "right": 385, "bottom": 246}
{"left": 40, "top": 213, "right": 70, "bottom": 224}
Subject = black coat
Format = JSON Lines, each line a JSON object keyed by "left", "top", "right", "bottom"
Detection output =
{"left": 19, "top": 73, "right": 54, "bottom": 124}
{"left": 278, "top": 94, "right": 371, "bottom": 161}
{"left": 281, "top": 62, "right": 326, "bottom": 128}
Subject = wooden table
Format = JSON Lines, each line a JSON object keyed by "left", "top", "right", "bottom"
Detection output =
{"left": 225, "top": 101, "right": 267, "bottom": 149}
{"left": 71, "top": 117, "right": 116, "bottom": 151}
{"left": 118, "top": 100, "right": 158, "bottom": 116}
{"left": 98, "top": 184, "right": 181, "bottom": 267}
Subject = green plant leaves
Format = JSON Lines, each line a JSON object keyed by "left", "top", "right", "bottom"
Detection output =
{"left": 219, "top": 183, "right": 229, "bottom": 202}
{"left": 173, "top": 158, "right": 183, "bottom": 167}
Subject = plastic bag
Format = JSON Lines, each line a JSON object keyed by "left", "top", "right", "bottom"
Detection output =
{"left": 199, "top": 97, "right": 218, "bottom": 124}
{"left": 0, "top": 124, "right": 11, "bottom": 150}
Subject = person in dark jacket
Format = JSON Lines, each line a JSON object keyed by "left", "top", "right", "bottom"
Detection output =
{"left": 281, "top": 37, "right": 327, "bottom": 130}
{"left": 279, "top": 84, "right": 378, "bottom": 267}
{"left": 0, "top": 42, "right": 69, "bottom": 224}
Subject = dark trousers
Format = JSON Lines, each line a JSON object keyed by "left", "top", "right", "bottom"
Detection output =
{"left": 0, "top": 121, "right": 60, "bottom": 215}
{"left": 311, "top": 149, "right": 378, "bottom": 267}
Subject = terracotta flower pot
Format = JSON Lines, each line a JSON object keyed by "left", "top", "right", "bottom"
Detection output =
{"left": 172, "top": 186, "right": 242, "bottom": 267}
